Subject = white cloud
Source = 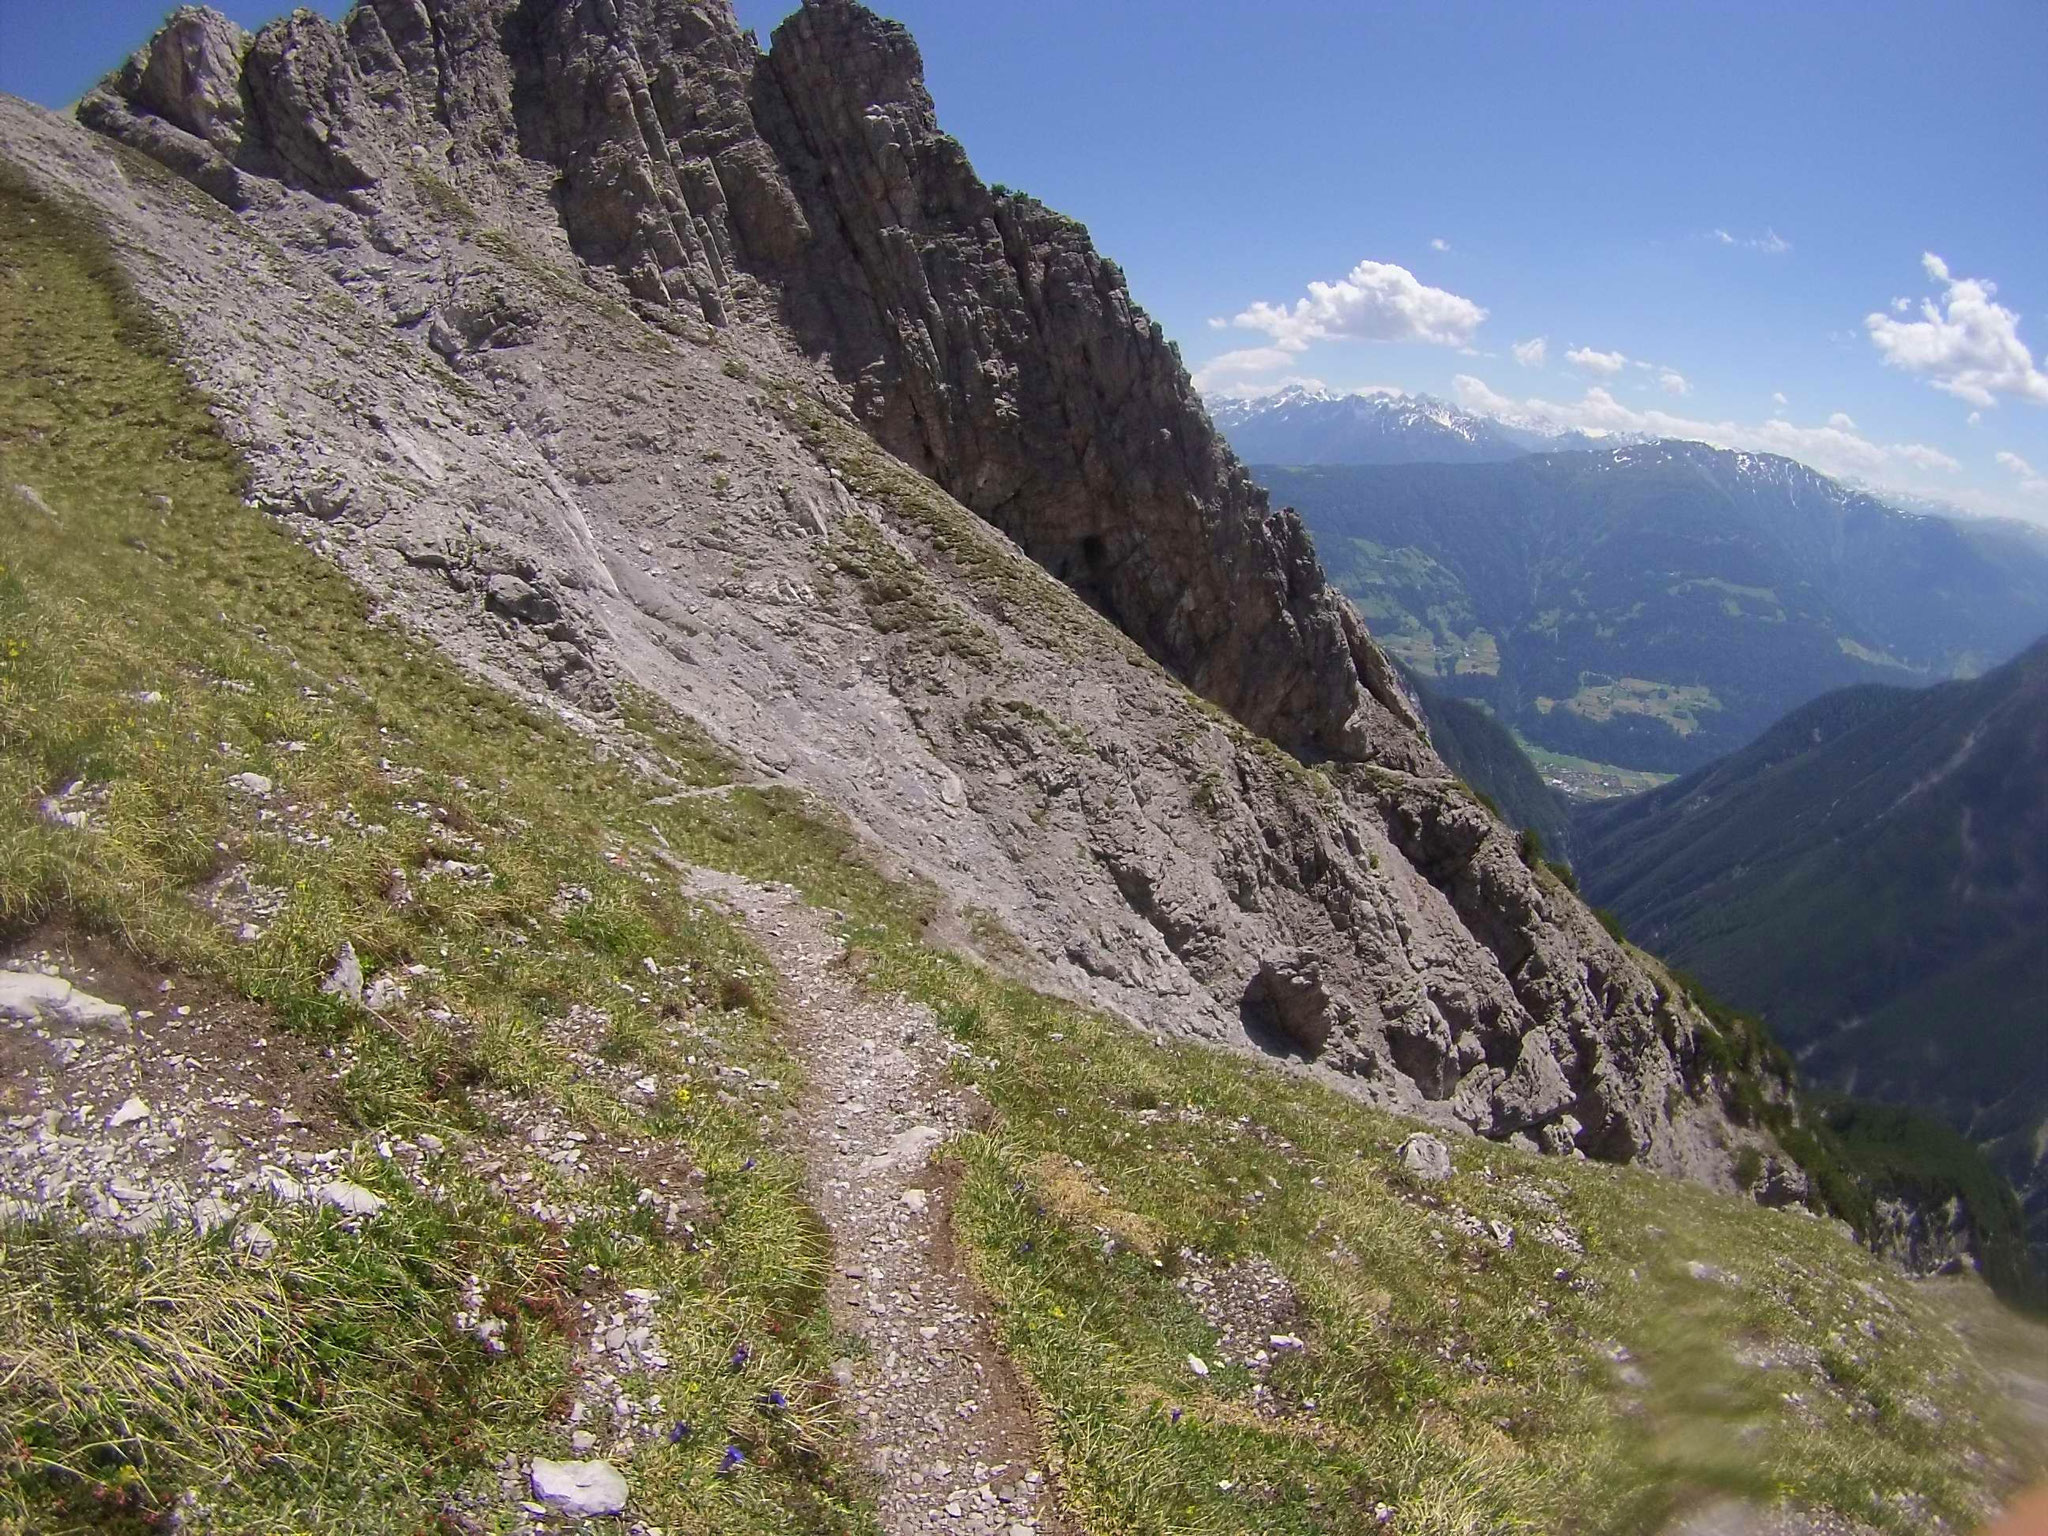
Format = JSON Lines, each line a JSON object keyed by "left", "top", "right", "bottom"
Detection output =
{"left": 1967, "top": 411, "right": 1983, "bottom": 427}
{"left": 1430, "top": 237, "right": 1451, "bottom": 253}
{"left": 1996, "top": 450, "right": 2048, "bottom": 499}
{"left": 1772, "top": 391, "right": 1789, "bottom": 407}
{"left": 1659, "top": 369, "right": 1690, "bottom": 396}
{"left": 1566, "top": 346, "right": 1627, "bottom": 376}
{"left": 1224, "top": 259, "right": 1488, "bottom": 351}
{"left": 1190, "top": 346, "right": 1306, "bottom": 396}
{"left": 1894, "top": 443, "right": 1962, "bottom": 471}
{"left": 1866, "top": 253, "right": 2048, "bottom": 408}
{"left": 1711, "top": 228, "right": 1791, "bottom": 253}
{"left": 1448, "top": 374, "right": 1963, "bottom": 488}
{"left": 1512, "top": 336, "right": 1549, "bottom": 368}
{"left": 1828, "top": 411, "right": 1857, "bottom": 430}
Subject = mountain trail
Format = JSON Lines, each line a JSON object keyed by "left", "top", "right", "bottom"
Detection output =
{"left": 679, "top": 868, "right": 1066, "bottom": 1536}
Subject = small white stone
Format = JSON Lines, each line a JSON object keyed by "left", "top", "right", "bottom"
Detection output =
{"left": 226, "top": 771, "right": 273, "bottom": 795}
{"left": 108, "top": 1096, "right": 152, "bottom": 1129}
{"left": 315, "top": 1180, "right": 386, "bottom": 1217}
{"left": 191, "top": 1196, "right": 238, "bottom": 1233}
{"left": 530, "top": 1457, "right": 629, "bottom": 1517}
{"left": 900, "top": 1187, "right": 929, "bottom": 1215}
{"left": 0, "top": 971, "right": 128, "bottom": 1028}
{"left": 1397, "top": 1133, "right": 1454, "bottom": 1183}
{"left": 1186, "top": 1354, "right": 1210, "bottom": 1378}
{"left": 321, "top": 942, "right": 364, "bottom": 1003}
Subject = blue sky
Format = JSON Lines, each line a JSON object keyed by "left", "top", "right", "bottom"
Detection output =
{"left": 8, "top": 1, "right": 2047, "bottom": 520}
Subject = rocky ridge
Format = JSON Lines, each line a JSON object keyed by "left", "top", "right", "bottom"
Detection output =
{"left": 3, "top": 0, "right": 1757, "bottom": 1179}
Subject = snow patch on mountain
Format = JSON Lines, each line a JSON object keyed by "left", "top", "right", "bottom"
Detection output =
{"left": 1208, "top": 385, "right": 1619, "bottom": 466}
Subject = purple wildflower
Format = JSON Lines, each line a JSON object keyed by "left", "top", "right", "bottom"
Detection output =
{"left": 719, "top": 1445, "right": 745, "bottom": 1475}
{"left": 668, "top": 1421, "right": 692, "bottom": 1444}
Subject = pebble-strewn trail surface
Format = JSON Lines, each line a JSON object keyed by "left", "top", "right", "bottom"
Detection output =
{"left": 683, "top": 870, "right": 1063, "bottom": 1536}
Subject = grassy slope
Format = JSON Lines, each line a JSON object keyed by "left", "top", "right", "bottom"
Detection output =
{"left": 0, "top": 173, "right": 870, "bottom": 1534}
{"left": 1, "top": 169, "right": 2042, "bottom": 1535}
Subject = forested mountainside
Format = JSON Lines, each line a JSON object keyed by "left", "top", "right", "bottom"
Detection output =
{"left": 1575, "top": 640, "right": 2048, "bottom": 1270}
{"left": 1273, "top": 444, "right": 2048, "bottom": 772}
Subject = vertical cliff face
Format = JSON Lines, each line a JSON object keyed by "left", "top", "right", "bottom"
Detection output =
{"left": 37, "top": 0, "right": 1769, "bottom": 1183}
{"left": 748, "top": 1, "right": 1426, "bottom": 768}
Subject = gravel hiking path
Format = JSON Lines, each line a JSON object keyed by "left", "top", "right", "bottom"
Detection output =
{"left": 680, "top": 869, "right": 1064, "bottom": 1536}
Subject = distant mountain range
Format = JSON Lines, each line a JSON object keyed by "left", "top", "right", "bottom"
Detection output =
{"left": 1211, "top": 386, "right": 1613, "bottom": 464}
{"left": 1264, "top": 442, "right": 2048, "bottom": 772}
{"left": 1571, "top": 639, "right": 2048, "bottom": 1264}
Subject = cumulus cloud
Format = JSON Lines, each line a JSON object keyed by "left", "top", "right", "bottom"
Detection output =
{"left": 1430, "top": 237, "right": 1451, "bottom": 252}
{"left": 1828, "top": 412, "right": 1857, "bottom": 430}
{"left": 1512, "top": 336, "right": 1548, "bottom": 368}
{"left": 1866, "top": 253, "right": 2048, "bottom": 408}
{"left": 1448, "top": 374, "right": 1962, "bottom": 488}
{"left": 1659, "top": 370, "right": 1690, "bottom": 396}
{"left": 1223, "top": 259, "right": 1488, "bottom": 351}
{"left": 1772, "top": 392, "right": 1789, "bottom": 408}
{"left": 1566, "top": 346, "right": 1628, "bottom": 376}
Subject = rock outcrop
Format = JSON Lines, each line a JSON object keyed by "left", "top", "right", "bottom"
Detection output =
{"left": 750, "top": 2, "right": 1424, "bottom": 768}
{"left": 6, "top": 0, "right": 1770, "bottom": 1182}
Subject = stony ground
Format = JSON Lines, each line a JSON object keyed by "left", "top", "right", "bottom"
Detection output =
{"left": 0, "top": 931, "right": 376, "bottom": 1245}
{"left": 684, "top": 869, "right": 1062, "bottom": 1536}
